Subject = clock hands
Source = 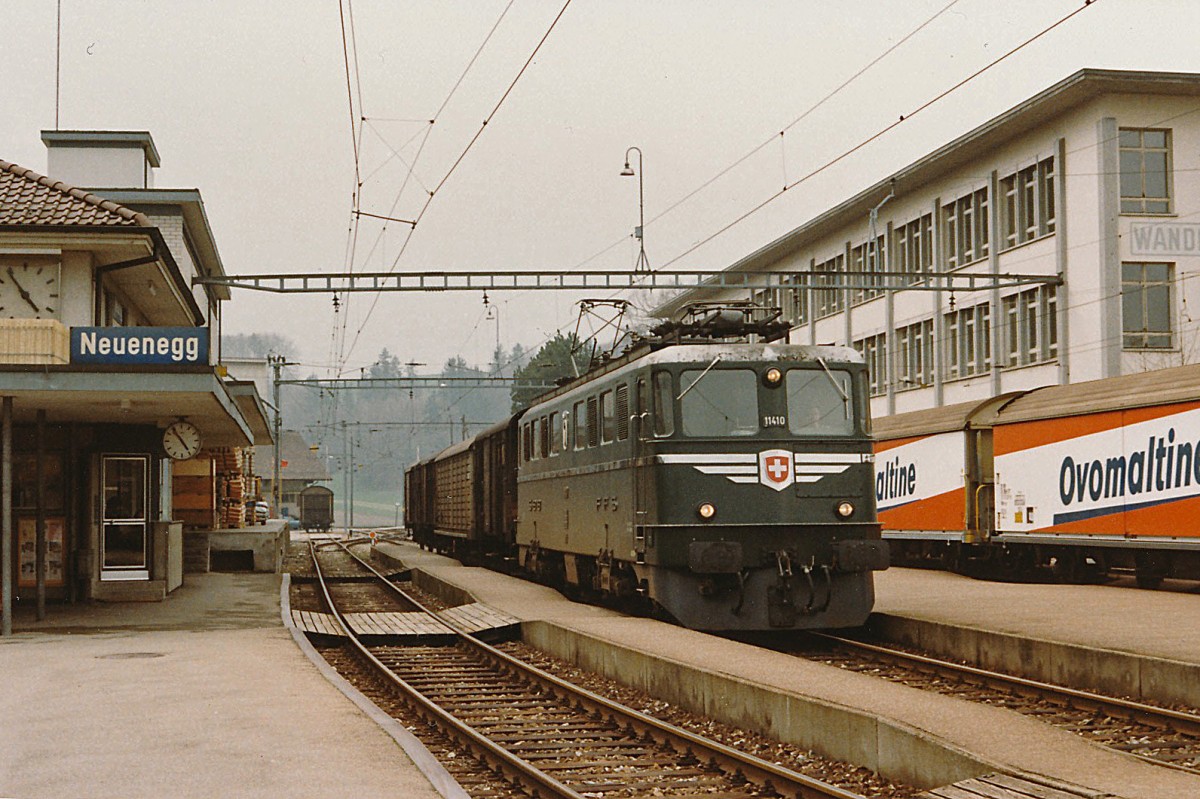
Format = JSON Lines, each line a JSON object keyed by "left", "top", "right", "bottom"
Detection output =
{"left": 6, "top": 266, "right": 41, "bottom": 313}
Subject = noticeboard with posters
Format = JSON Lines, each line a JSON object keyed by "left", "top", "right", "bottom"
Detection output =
{"left": 18, "top": 516, "right": 65, "bottom": 588}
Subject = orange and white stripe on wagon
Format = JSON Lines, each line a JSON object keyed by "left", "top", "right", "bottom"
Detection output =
{"left": 873, "top": 431, "right": 966, "bottom": 532}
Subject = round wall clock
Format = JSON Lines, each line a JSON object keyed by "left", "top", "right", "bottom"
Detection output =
{"left": 163, "top": 421, "right": 201, "bottom": 460}
{"left": 0, "top": 261, "right": 61, "bottom": 319}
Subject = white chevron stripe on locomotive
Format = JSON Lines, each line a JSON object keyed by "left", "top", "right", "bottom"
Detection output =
{"left": 658, "top": 451, "right": 867, "bottom": 491}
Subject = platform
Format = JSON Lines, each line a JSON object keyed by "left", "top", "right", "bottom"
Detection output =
{"left": 0, "top": 571, "right": 461, "bottom": 799}
{"left": 374, "top": 539, "right": 1200, "bottom": 799}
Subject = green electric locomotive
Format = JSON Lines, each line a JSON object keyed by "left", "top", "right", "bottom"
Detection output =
{"left": 406, "top": 310, "right": 887, "bottom": 631}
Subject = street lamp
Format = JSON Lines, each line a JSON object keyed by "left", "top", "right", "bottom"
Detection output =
{"left": 621, "top": 146, "right": 650, "bottom": 274}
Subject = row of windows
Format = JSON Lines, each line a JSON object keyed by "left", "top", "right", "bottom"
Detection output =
{"left": 521, "top": 383, "right": 630, "bottom": 462}
{"left": 762, "top": 128, "right": 1170, "bottom": 343}
{"left": 999, "top": 156, "right": 1056, "bottom": 250}
{"left": 1002, "top": 285, "right": 1059, "bottom": 367}
{"left": 851, "top": 287, "right": 1059, "bottom": 395}
{"left": 943, "top": 186, "right": 989, "bottom": 269}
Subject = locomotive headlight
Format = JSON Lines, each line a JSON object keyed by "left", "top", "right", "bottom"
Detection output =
{"left": 697, "top": 502, "right": 717, "bottom": 520}
{"left": 764, "top": 367, "right": 783, "bottom": 386}
{"left": 836, "top": 501, "right": 855, "bottom": 518}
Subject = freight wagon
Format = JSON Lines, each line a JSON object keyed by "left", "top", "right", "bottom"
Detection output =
{"left": 876, "top": 364, "right": 1200, "bottom": 586}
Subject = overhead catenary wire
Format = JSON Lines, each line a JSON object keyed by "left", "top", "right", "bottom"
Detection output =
{"left": 659, "top": 0, "right": 1102, "bottom": 272}
{"left": 338, "top": 0, "right": 572, "bottom": 369}
{"left": 331, "top": 1, "right": 1098, "bottom": 393}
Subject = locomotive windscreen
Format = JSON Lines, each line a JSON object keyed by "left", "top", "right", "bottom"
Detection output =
{"left": 679, "top": 369, "right": 758, "bottom": 436}
{"left": 676, "top": 366, "right": 856, "bottom": 437}
{"left": 786, "top": 369, "right": 854, "bottom": 435}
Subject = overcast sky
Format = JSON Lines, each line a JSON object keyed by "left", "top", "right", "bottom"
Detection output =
{"left": 4, "top": 0, "right": 1200, "bottom": 376}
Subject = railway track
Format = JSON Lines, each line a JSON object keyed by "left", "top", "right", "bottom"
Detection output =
{"left": 802, "top": 632, "right": 1200, "bottom": 775}
{"left": 303, "top": 539, "right": 876, "bottom": 799}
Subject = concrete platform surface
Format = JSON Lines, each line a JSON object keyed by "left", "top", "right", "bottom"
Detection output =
{"left": 873, "top": 568, "right": 1200, "bottom": 664}
{"left": 0, "top": 572, "right": 446, "bottom": 799}
{"left": 377, "top": 540, "right": 1200, "bottom": 799}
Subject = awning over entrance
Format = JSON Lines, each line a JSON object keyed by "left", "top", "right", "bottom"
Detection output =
{"left": 0, "top": 366, "right": 272, "bottom": 447}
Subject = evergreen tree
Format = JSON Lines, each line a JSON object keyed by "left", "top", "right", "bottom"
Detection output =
{"left": 510, "top": 332, "right": 590, "bottom": 411}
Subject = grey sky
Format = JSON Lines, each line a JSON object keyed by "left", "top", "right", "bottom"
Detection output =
{"left": 3, "top": 0, "right": 1195, "bottom": 375}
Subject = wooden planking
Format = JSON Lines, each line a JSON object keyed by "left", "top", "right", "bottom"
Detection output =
{"left": 292, "top": 605, "right": 516, "bottom": 638}
{"left": 439, "top": 602, "right": 520, "bottom": 633}
{"left": 920, "top": 774, "right": 1104, "bottom": 799}
{"left": 291, "top": 609, "right": 345, "bottom": 637}
{"left": 344, "top": 611, "right": 455, "bottom": 636}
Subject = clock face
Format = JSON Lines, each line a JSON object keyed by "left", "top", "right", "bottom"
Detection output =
{"left": 0, "top": 260, "right": 61, "bottom": 319}
{"left": 163, "top": 421, "right": 202, "bottom": 460}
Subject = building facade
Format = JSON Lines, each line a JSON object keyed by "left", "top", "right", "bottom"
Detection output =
{"left": 0, "top": 131, "right": 271, "bottom": 624}
{"left": 658, "top": 69, "right": 1200, "bottom": 419}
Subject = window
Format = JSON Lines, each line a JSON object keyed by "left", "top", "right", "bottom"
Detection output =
{"left": 850, "top": 235, "right": 885, "bottom": 306}
{"left": 1120, "top": 129, "right": 1171, "bottom": 214}
{"left": 573, "top": 401, "right": 587, "bottom": 450}
{"left": 1122, "top": 262, "right": 1172, "bottom": 348}
{"left": 942, "top": 187, "right": 988, "bottom": 269}
{"left": 539, "top": 415, "right": 550, "bottom": 458}
{"left": 999, "top": 156, "right": 1056, "bottom": 250}
{"left": 786, "top": 369, "right": 854, "bottom": 435}
{"left": 549, "top": 411, "right": 562, "bottom": 455}
{"left": 943, "top": 302, "right": 991, "bottom": 380}
{"left": 679, "top": 369, "right": 758, "bottom": 437}
{"left": 895, "top": 214, "right": 932, "bottom": 285}
{"left": 813, "top": 254, "right": 844, "bottom": 319}
{"left": 853, "top": 333, "right": 887, "bottom": 396}
{"left": 895, "top": 319, "right": 933, "bottom": 389}
{"left": 652, "top": 372, "right": 674, "bottom": 437}
{"left": 1001, "top": 285, "right": 1059, "bottom": 367}
{"left": 600, "top": 390, "right": 615, "bottom": 444}
{"left": 522, "top": 423, "right": 532, "bottom": 461}
{"left": 780, "top": 274, "right": 809, "bottom": 325}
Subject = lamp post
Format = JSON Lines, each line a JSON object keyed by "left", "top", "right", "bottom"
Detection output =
{"left": 621, "top": 146, "right": 650, "bottom": 274}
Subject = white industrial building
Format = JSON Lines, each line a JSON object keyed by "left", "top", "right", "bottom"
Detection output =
{"left": 659, "top": 69, "right": 1200, "bottom": 419}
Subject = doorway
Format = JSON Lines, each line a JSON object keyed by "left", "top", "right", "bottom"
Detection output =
{"left": 101, "top": 455, "right": 149, "bottom": 580}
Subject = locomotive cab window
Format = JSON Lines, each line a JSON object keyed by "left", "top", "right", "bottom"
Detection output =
{"left": 786, "top": 368, "right": 854, "bottom": 435}
{"left": 680, "top": 368, "right": 758, "bottom": 437}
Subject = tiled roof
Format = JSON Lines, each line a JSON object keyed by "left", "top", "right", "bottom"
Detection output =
{"left": 0, "top": 159, "right": 150, "bottom": 227}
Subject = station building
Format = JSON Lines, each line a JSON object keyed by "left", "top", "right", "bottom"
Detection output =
{"left": 658, "top": 69, "right": 1200, "bottom": 418}
{"left": 0, "top": 131, "right": 272, "bottom": 624}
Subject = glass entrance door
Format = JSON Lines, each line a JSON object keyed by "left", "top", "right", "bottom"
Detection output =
{"left": 101, "top": 456, "right": 149, "bottom": 580}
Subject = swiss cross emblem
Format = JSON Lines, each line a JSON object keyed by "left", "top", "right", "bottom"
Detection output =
{"left": 758, "top": 449, "right": 794, "bottom": 491}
